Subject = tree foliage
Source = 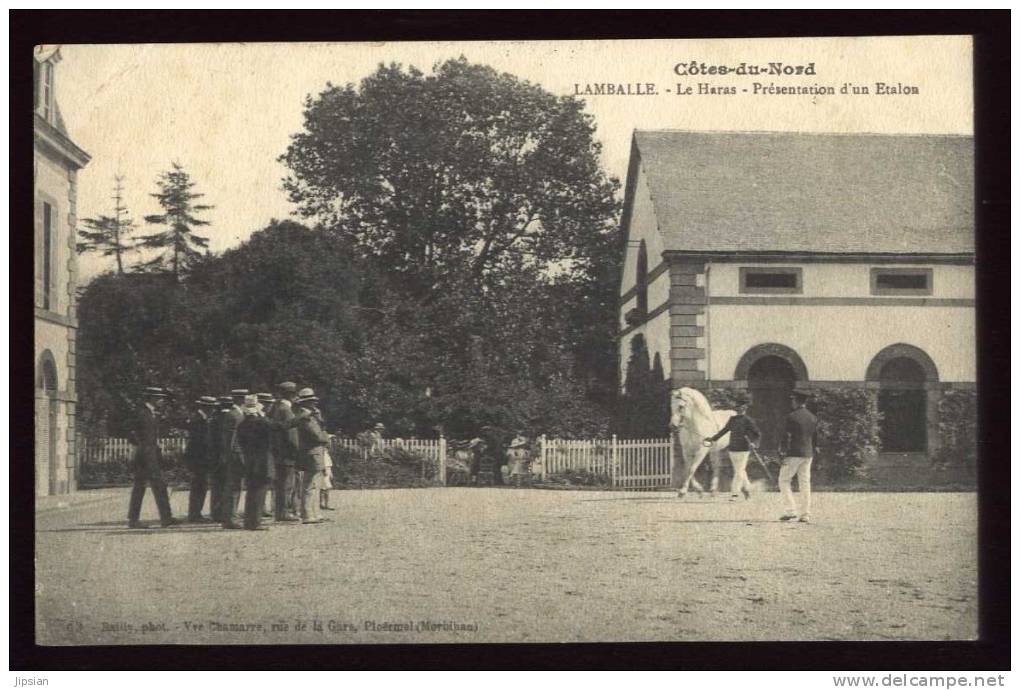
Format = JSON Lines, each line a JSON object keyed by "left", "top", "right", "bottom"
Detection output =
{"left": 79, "top": 59, "right": 624, "bottom": 443}
{"left": 616, "top": 335, "right": 670, "bottom": 438}
{"left": 138, "top": 162, "right": 214, "bottom": 281}
{"left": 77, "top": 221, "right": 614, "bottom": 440}
{"left": 280, "top": 57, "right": 619, "bottom": 296}
{"left": 77, "top": 175, "right": 135, "bottom": 275}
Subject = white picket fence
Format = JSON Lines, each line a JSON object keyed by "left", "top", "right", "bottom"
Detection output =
{"left": 538, "top": 435, "right": 674, "bottom": 490}
{"left": 78, "top": 437, "right": 187, "bottom": 465}
{"left": 80, "top": 434, "right": 676, "bottom": 490}
{"left": 330, "top": 436, "right": 448, "bottom": 483}
{"left": 79, "top": 436, "right": 449, "bottom": 483}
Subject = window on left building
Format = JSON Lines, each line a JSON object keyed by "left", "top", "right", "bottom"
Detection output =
{"left": 34, "top": 59, "right": 54, "bottom": 122}
{"left": 42, "top": 201, "right": 53, "bottom": 310}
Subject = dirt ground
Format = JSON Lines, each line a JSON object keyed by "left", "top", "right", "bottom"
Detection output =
{"left": 35, "top": 488, "right": 977, "bottom": 645}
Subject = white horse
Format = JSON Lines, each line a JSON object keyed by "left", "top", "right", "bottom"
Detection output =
{"left": 670, "top": 387, "right": 736, "bottom": 498}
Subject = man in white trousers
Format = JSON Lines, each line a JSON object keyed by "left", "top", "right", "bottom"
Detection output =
{"left": 778, "top": 390, "right": 819, "bottom": 523}
{"left": 702, "top": 394, "right": 762, "bottom": 501}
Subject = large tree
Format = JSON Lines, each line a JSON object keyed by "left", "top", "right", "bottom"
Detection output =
{"left": 78, "top": 174, "right": 135, "bottom": 275}
{"left": 138, "top": 162, "right": 213, "bottom": 281}
{"left": 280, "top": 57, "right": 620, "bottom": 297}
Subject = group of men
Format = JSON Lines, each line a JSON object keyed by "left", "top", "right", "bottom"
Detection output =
{"left": 127, "top": 381, "right": 333, "bottom": 530}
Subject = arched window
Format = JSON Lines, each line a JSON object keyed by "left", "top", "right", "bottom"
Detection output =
{"left": 38, "top": 350, "right": 58, "bottom": 395}
{"left": 636, "top": 240, "right": 648, "bottom": 315}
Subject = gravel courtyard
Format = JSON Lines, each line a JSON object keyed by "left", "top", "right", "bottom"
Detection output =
{"left": 35, "top": 488, "right": 977, "bottom": 645}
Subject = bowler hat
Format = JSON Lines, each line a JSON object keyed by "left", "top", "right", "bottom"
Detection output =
{"left": 277, "top": 381, "right": 297, "bottom": 393}
{"left": 374, "top": 422, "right": 385, "bottom": 430}
{"left": 257, "top": 392, "right": 275, "bottom": 403}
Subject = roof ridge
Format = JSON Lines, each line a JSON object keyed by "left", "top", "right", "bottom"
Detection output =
{"left": 634, "top": 128, "right": 972, "bottom": 139}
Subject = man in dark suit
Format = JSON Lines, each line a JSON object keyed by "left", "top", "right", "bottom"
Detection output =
{"left": 269, "top": 382, "right": 301, "bottom": 522}
{"left": 126, "top": 387, "right": 179, "bottom": 529}
{"left": 778, "top": 390, "right": 819, "bottom": 523}
{"left": 184, "top": 396, "right": 217, "bottom": 522}
{"left": 207, "top": 396, "right": 231, "bottom": 522}
{"left": 218, "top": 388, "right": 248, "bottom": 529}
{"left": 237, "top": 394, "right": 278, "bottom": 531}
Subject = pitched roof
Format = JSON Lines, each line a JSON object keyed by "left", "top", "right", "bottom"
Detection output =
{"left": 630, "top": 130, "right": 974, "bottom": 255}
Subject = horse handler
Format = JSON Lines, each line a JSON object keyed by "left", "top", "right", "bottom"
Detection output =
{"left": 702, "top": 393, "right": 761, "bottom": 501}
{"left": 778, "top": 389, "right": 818, "bottom": 523}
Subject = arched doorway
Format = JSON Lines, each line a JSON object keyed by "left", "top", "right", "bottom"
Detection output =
{"left": 37, "top": 352, "right": 59, "bottom": 495}
{"left": 866, "top": 344, "right": 939, "bottom": 455}
{"left": 876, "top": 357, "right": 928, "bottom": 452}
{"left": 736, "top": 344, "right": 808, "bottom": 452}
{"left": 747, "top": 356, "right": 796, "bottom": 451}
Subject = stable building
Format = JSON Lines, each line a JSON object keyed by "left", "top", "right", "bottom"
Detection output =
{"left": 618, "top": 130, "right": 974, "bottom": 472}
{"left": 34, "top": 46, "right": 91, "bottom": 495}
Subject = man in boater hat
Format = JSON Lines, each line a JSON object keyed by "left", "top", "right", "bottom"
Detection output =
{"left": 236, "top": 394, "right": 277, "bottom": 531}
{"left": 126, "top": 386, "right": 179, "bottom": 528}
{"left": 293, "top": 388, "right": 330, "bottom": 524}
{"left": 207, "top": 395, "right": 232, "bottom": 522}
{"left": 217, "top": 389, "right": 249, "bottom": 529}
{"left": 269, "top": 382, "right": 301, "bottom": 522}
{"left": 184, "top": 396, "right": 218, "bottom": 522}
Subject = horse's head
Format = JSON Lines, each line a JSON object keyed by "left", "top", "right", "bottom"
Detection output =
{"left": 670, "top": 387, "right": 717, "bottom": 437}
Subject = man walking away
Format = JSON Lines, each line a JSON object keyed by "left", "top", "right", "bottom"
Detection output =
{"left": 778, "top": 389, "right": 819, "bottom": 523}
{"left": 237, "top": 394, "right": 277, "bottom": 531}
{"left": 184, "top": 396, "right": 218, "bottom": 522}
{"left": 269, "top": 382, "right": 301, "bottom": 522}
{"left": 207, "top": 396, "right": 232, "bottom": 522}
{"left": 294, "top": 388, "right": 330, "bottom": 524}
{"left": 218, "top": 388, "right": 248, "bottom": 529}
{"left": 126, "top": 387, "right": 179, "bottom": 529}
{"left": 702, "top": 393, "right": 761, "bottom": 501}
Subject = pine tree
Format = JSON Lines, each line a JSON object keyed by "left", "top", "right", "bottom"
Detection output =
{"left": 78, "top": 175, "right": 135, "bottom": 275}
{"left": 139, "top": 162, "right": 213, "bottom": 281}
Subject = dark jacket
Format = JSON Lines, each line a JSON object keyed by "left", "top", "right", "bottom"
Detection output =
{"left": 129, "top": 404, "right": 162, "bottom": 476}
{"left": 268, "top": 399, "right": 300, "bottom": 468}
{"left": 183, "top": 410, "right": 213, "bottom": 473}
{"left": 707, "top": 413, "right": 761, "bottom": 452}
{"left": 237, "top": 413, "right": 278, "bottom": 481}
{"left": 782, "top": 406, "right": 819, "bottom": 458}
{"left": 219, "top": 406, "right": 246, "bottom": 467}
{"left": 295, "top": 409, "right": 330, "bottom": 474}
{"left": 208, "top": 410, "right": 225, "bottom": 468}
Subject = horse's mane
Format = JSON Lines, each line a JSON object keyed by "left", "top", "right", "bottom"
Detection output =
{"left": 677, "top": 387, "right": 721, "bottom": 436}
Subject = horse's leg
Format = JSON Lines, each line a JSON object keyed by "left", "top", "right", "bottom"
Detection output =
{"left": 708, "top": 447, "right": 721, "bottom": 497}
{"left": 678, "top": 445, "right": 708, "bottom": 498}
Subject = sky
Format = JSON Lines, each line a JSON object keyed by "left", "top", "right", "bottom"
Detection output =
{"left": 55, "top": 36, "right": 972, "bottom": 282}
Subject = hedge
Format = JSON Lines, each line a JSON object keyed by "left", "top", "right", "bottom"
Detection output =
{"left": 702, "top": 386, "right": 881, "bottom": 482}
{"left": 933, "top": 389, "right": 977, "bottom": 471}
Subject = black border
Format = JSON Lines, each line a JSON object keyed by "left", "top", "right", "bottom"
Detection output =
{"left": 11, "top": 9, "right": 1010, "bottom": 671}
